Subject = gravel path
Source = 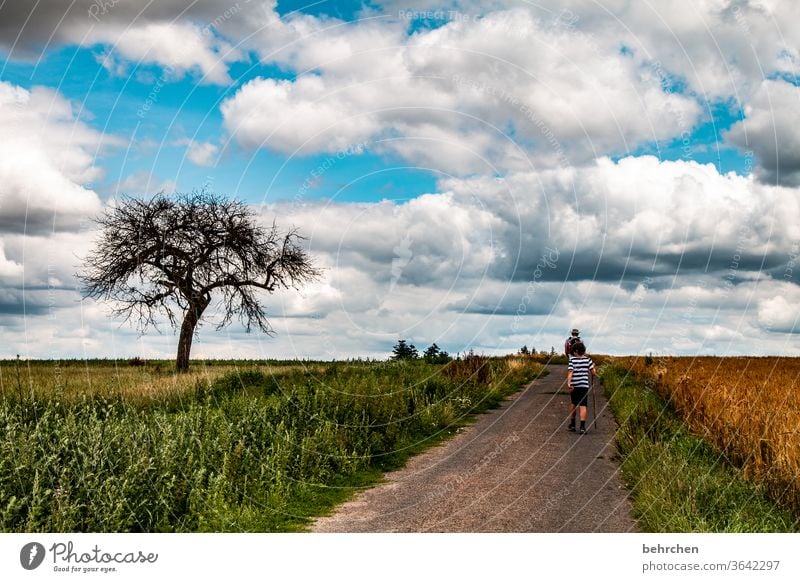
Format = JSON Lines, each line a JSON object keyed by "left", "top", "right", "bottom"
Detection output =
{"left": 312, "top": 365, "right": 639, "bottom": 532}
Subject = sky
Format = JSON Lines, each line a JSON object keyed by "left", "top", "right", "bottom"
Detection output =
{"left": 0, "top": 0, "right": 798, "bottom": 360}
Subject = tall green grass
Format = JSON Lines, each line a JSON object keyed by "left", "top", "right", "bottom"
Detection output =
{"left": 0, "top": 357, "right": 543, "bottom": 532}
{"left": 600, "top": 364, "right": 799, "bottom": 532}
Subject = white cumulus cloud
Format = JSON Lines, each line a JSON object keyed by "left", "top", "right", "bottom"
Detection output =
{"left": 0, "top": 81, "right": 119, "bottom": 234}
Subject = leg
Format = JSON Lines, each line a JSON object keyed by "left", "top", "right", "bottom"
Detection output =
{"left": 579, "top": 400, "right": 588, "bottom": 433}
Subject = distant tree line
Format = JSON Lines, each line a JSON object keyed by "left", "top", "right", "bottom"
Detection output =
{"left": 391, "top": 340, "right": 452, "bottom": 364}
{"left": 392, "top": 340, "right": 561, "bottom": 362}
{"left": 518, "top": 345, "right": 557, "bottom": 356}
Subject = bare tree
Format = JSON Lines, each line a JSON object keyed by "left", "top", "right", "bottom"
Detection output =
{"left": 78, "top": 191, "right": 320, "bottom": 371}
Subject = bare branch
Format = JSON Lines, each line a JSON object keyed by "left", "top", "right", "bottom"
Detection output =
{"left": 76, "top": 190, "right": 320, "bottom": 369}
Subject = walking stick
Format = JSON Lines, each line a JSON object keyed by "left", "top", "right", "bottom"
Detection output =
{"left": 592, "top": 375, "right": 599, "bottom": 430}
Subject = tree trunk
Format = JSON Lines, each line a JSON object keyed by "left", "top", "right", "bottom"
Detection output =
{"left": 176, "top": 298, "right": 209, "bottom": 372}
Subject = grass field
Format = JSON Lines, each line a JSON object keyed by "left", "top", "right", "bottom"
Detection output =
{"left": 615, "top": 356, "right": 800, "bottom": 513}
{"left": 0, "top": 358, "right": 328, "bottom": 403}
{"left": 603, "top": 357, "right": 800, "bottom": 531}
{"left": 0, "top": 356, "right": 544, "bottom": 532}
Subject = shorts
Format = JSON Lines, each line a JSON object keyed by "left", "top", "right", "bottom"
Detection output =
{"left": 570, "top": 386, "right": 589, "bottom": 406}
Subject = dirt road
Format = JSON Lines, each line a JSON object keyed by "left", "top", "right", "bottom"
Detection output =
{"left": 312, "top": 365, "right": 638, "bottom": 532}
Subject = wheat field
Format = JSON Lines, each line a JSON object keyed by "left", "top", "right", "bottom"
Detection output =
{"left": 616, "top": 356, "right": 800, "bottom": 512}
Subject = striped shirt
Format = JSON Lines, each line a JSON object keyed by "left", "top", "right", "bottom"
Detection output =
{"left": 568, "top": 356, "right": 594, "bottom": 390}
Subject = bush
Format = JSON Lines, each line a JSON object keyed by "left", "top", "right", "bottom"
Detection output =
{"left": 442, "top": 353, "right": 493, "bottom": 385}
{"left": 422, "top": 343, "right": 451, "bottom": 364}
{"left": 391, "top": 340, "right": 418, "bottom": 360}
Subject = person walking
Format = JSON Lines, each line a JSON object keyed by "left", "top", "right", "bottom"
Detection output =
{"left": 566, "top": 341, "right": 596, "bottom": 435}
{"left": 564, "top": 328, "right": 582, "bottom": 359}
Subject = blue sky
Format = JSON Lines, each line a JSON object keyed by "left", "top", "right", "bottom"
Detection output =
{"left": 1, "top": 40, "right": 753, "bottom": 204}
{"left": 1, "top": 41, "right": 439, "bottom": 205}
{"left": 617, "top": 101, "right": 749, "bottom": 175}
{"left": 0, "top": 0, "right": 798, "bottom": 359}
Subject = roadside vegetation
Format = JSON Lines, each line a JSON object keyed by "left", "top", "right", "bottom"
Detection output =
{"left": 600, "top": 361, "right": 799, "bottom": 532}
{"left": 0, "top": 355, "right": 544, "bottom": 532}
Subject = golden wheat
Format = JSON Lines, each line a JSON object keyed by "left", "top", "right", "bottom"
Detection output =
{"left": 616, "top": 356, "right": 800, "bottom": 510}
